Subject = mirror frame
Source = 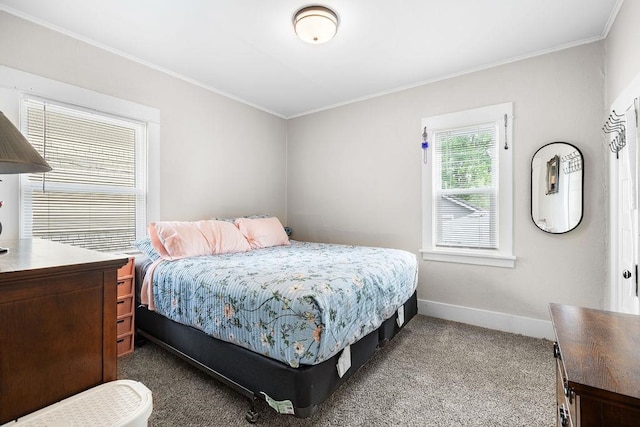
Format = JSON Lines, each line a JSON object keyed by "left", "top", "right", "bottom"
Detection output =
{"left": 531, "top": 142, "right": 584, "bottom": 234}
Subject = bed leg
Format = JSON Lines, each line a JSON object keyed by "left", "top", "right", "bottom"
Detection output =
{"left": 245, "top": 396, "right": 259, "bottom": 424}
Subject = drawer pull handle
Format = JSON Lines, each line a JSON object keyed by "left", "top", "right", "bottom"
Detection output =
{"left": 117, "top": 319, "right": 125, "bottom": 324}
{"left": 563, "top": 380, "right": 574, "bottom": 402}
{"left": 117, "top": 280, "right": 125, "bottom": 285}
{"left": 559, "top": 404, "right": 569, "bottom": 427}
{"left": 117, "top": 338, "right": 125, "bottom": 344}
{"left": 553, "top": 342, "right": 561, "bottom": 359}
{"left": 117, "top": 300, "right": 125, "bottom": 305}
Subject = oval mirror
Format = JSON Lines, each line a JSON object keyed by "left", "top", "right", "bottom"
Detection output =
{"left": 531, "top": 142, "right": 583, "bottom": 233}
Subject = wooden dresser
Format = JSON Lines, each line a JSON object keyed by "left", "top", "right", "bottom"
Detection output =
{"left": 116, "top": 257, "right": 135, "bottom": 356}
{"left": 549, "top": 303, "right": 640, "bottom": 427}
{"left": 0, "top": 239, "right": 128, "bottom": 424}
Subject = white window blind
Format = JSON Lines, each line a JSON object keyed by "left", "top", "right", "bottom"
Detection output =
{"left": 20, "top": 98, "right": 147, "bottom": 252}
{"left": 433, "top": 123, "right": 498, "bottom": 249}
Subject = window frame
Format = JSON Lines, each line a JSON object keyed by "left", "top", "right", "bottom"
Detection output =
{"left": 420, "top": 102, "right": 515, "bottom": 268}
{"left": 19, "top": 96, "right": 148, "bottom": 253}
{"left": 0, "top": 66, "right": 159, "bottom": 254}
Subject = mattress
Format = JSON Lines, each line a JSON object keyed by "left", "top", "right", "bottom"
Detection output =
{"left": 141, "top": 241, "right": 418, "bottom": 368}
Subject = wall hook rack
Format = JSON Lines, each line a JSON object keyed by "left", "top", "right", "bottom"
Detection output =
{"left": 603, "top": 110, "right": 626, "bottom": 159}
{"left": 562, "top": 150, "right": 582, "bottom": 174}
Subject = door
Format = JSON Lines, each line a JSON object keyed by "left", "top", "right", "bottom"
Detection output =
{"left": 612, "top": 106, "right": 640, "bottom": 315}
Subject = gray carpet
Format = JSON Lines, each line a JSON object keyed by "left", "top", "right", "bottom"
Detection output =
{"left": 118, "top": 315, "right": 555, "bottom": 426}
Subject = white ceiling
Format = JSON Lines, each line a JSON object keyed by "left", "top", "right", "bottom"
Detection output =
{"left": 0, "top": 0, "right": 622, "bottom": 118}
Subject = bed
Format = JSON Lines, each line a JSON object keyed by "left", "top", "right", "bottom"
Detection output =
{"left": 133, "top": 218, "right": 418, "bottom": 422}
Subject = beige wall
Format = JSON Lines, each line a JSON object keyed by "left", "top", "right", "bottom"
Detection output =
{"left": 0, "top": 11, "right": 287, "bottom": 230}
{"left": 288, "top": 42, "right": 607, "bottom": 324}
{"left": 605, "top": 0, "right": 640, "bottom": 106}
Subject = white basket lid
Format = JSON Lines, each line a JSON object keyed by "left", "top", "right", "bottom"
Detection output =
{"left": 4, "top": 380, "right": 152, "bottom": 427}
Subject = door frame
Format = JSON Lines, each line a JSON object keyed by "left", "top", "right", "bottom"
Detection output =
{"left": 608, "top": 73, "right": 640, "bottom": 314}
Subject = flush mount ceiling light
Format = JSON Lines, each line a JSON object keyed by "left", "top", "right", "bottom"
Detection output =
{"left": 293, "top": 5, "right": 339, "bottom": 44}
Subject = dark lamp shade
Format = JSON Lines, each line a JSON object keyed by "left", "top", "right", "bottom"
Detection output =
{"left": 0, "top": 111, "right": 52, "bottom": 174}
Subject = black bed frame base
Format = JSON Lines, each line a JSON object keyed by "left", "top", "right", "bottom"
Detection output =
{"left": 135, "top": 291, "right": 418, "bottom": 423}
{"left": 136, "top": 329, "right": 261, "bottom": 423}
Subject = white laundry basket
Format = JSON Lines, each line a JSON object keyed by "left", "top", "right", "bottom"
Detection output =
{"left": 3, "top": 380, "right": 152, "bottom": 427}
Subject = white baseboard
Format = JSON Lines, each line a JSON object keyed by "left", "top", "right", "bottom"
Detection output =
{"left": 417, "top": 299, "right": 555, "bottom": 341}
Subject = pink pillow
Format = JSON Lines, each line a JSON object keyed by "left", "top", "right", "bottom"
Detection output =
{"left": 149, "top": 219, "right": 250, "bottom": 260}
{"left": 235, "top": 217, "right": 290, "bottom": 249}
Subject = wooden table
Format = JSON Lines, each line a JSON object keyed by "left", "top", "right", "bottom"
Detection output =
{"left": 0, "top": 239, "right": 128, "bottom": 424}
{"left": 549, "top": 303, "right": 640, "bottom": 427}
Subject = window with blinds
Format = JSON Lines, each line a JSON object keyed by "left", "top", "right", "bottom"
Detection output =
{"left": 433, "top": 123, "right": 498, "bottom": 249}
{"left": 20, "top": 98, "right": 147, "bottom": 253}
{"left": 421, "top": 102, "right": 514, "bottom": 268}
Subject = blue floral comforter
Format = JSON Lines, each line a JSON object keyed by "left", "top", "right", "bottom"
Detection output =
{"left": 148, "top": 241, "right": 418, "bottom": 367}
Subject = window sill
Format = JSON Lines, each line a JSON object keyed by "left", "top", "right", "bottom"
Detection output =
{"left": 419, "top": 248, "right": 516, "bottom": 268}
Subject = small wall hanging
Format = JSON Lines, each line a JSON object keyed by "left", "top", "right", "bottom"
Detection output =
{"left": 421, "top": 126, "right": 429, "bottom": 164}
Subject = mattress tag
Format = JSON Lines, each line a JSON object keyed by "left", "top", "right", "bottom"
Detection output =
{"left": 260, "top": 392, "right": 295, "bottom": 415}
{"left": 336, "top": 345, "right": 351, "bottom": 378}
{"left": 396, "top": 305, "right": 405, "bottom": 327}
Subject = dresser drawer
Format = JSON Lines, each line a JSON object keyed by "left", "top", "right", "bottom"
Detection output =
{"left": 556, "top": 357, "right": 575, "bottom": 427}
{"left": 117, "top": 257, "right": 134, "bottom": 278}
{"left": 116, "top": 316, "right": 133, "bottom": 337}
{"left": 116, "top": 257, "right": 135, "bottom": 358}
{"left": 116, "top": 278, "right": 134, "bottom": 298}
{"left": 554, "top": 342, "right": 577, "bottom": 426}
{"left": 116, "top": 296, "right": 133, "bottom": 317}
{"left": 116, "top": 333, "right": 134, "bottom": 356}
